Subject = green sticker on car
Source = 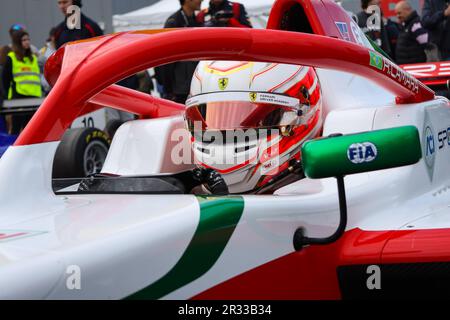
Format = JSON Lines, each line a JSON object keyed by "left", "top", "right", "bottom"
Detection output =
{"left": 369, "top": 51, "right": 383, "bottom": 70}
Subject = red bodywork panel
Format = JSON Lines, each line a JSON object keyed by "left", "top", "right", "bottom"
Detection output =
{"left": 193, "top": 228, "right": 450, "bottom": 299}
{"left": 401, "top": 62, "right": 450, "bottom": 86}
{"left": 268, "top": 0, "right": 359, "bottom": 41}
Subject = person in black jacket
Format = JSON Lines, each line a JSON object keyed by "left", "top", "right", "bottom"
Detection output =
{"left": 158, "top": 0, "right": 203, "bottom": 104}
{"left": 196, "top": 0, "right": 252, "bottom": 28}
{"left": 54, "top": 0, "right": 103, "bottom": 49}
{"left": 395, "top": 1, "right": 430, "bottom": 64}
{"left": 422, "top": 0, "right": 450, "bottom": 59}
{"left": 357, "top": 0, "right": 392, "bottom": 57}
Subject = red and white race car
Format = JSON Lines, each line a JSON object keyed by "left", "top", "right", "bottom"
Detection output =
{"left": 0, "top": 0, "right": 449, "bottom": 299}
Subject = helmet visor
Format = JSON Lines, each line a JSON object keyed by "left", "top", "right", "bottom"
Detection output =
{"left": 185, "top": 92, "right": 301, "bottom": 132}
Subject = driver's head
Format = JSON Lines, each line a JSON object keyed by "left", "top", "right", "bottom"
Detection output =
{"left": 185, "top": 61, "right": 323, "bottom": 193}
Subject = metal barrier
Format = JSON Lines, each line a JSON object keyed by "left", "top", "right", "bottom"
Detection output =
{"left": 1, "top": 98, "right": 44, "bottom": 115}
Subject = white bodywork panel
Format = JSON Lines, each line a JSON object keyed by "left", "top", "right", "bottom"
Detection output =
{"left": 0, "top": 194, "right": 200, "bottom": 299}
{"left": 316, "top": 68, "right": 395, "bottom": 116}
{"left": 102, "top": 116, "right": 194, "bottom": 175}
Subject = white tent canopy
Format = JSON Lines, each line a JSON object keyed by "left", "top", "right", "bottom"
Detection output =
{"left": 113, "top": 0, "right": 276, "bottom": 31}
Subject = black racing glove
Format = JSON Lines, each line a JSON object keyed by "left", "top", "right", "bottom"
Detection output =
{"left": 192, "top": 168, "right": 229, "bottom": 195}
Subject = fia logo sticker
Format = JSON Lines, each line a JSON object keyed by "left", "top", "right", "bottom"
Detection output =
{"left": 347, "top": 142, "right": 378, "bottom": 164}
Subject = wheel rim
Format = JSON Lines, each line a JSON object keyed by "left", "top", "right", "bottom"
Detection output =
{"left": 83, "top": 141, "right": 109, "bottom": 176}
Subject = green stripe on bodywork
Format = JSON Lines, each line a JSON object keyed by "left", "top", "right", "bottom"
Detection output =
{"left": 127, "top": 196, "right": 244, "bottom": 300}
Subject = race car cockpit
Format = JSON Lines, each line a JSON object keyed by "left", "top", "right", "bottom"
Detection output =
{"left": 59, "top": 60, "right": 323, "bottom": 196}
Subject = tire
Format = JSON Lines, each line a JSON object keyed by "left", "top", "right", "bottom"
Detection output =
{"left": 104, "top": 119, "right": 124, "bottom": 140}
{"left": 53, "top": 127, "right": 110, "bottom": 178}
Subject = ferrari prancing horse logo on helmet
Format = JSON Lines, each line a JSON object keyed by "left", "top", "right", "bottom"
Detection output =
{"left": 249, "top": 92, "right": 257, "bottom": 102}
{"left": 218, "top": 78, "right": 229, "bottom": 90}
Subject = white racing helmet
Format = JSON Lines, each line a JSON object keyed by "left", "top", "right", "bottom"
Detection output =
{"left": 185, "top": 61, "right": 323, "bottom": 193}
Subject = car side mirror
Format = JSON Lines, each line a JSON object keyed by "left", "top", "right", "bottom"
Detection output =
{"left": 302, "top": 125, "right": 422, "bottom": 178}
{"left": 293, "top": 126, "right": 422, "bottom": 251}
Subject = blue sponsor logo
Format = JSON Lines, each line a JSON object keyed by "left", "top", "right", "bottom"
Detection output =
{"left": 347, "top": 142, "right": 378, "bottom": 164}
{"left": 425, "top": 126, "right": 435, "bottom": 158}
{"left": 437, "top": 127, "right": 450, "bottom": 150}
{"left": 423, "top": 125, "right": 436, "bottom": 180}
{"left": 335, "top": 22, "right": 351, "bottom": 41}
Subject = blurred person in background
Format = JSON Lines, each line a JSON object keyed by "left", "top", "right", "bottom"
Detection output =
{"left": 39, "top": 28, "right": 57, "bottom": 66}
{"left": 54, "top": 0, "right": 103, "bottom": 49}
{"left": 38, "top": 28, "right": 57, "bottom": 94}
{"left": 1, "top": 24, "right": 38, "bottom": 67}
{"left": 136, "top": 71, "right": 154, "bottom": 94}
{"left": 357, "top": 0, "right": 392, "bottom": 57}
{"left": 197, "top": 0, "right": 252, "bottom": 27}
{"left": 2, "top": 30, "right": 42, "bottom": 134}
{"left": 384, "top": 17, "right": 401, "bottom": 60}
{"left": 395, "top": 0, "right": 430, "bottom": 64}
{"left": 1, "top": 25, "right": 36, "bottom": 102}
{"left": 422, "top": 0, "right": 450, "bottom": 59}
{"left": 158, "top": 0, "right": 203, "bottom": 103}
